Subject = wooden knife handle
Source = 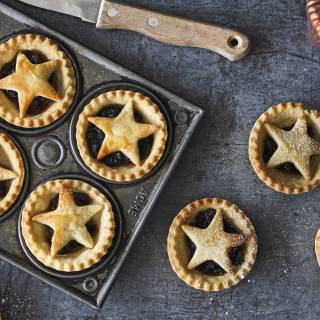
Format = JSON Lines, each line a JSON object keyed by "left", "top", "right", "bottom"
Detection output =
{"left": 96, "top": 1, "right": 250, "bottom": 61}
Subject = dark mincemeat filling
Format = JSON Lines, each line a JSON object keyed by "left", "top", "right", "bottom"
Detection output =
{"left": 263, "top": 124, "right": 316, "bottom": 176}
{"left": 44, "top": 192, "right": 97, "bottom": 255}
{"left": 185, "top": 209, "right": 245, "bottom": 276}
{"left": 0, "top": 163, "right": 14, "bottom": 200}
{"left": 0, "top": 181, "right": 9, "bottom": 200}
{"left": 86, "top": 104, "right": 153, "bottom": 167}
{"left": 0, "top": 51, "right": 57, "bottom": 115}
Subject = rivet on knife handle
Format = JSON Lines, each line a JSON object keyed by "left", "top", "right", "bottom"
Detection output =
{"left": 97, "top": 0, "right": 251, "bottom": 61}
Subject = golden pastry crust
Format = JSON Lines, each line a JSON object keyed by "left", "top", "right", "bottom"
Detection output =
{"left": 315, "top": 228, "right": 320, "bottom": 268}
{"left": 76, "top": 90, "right": 168, "bottom": 182}
{"left": 167, "top": 198, "right": 257, "bottom": 292}
{"left": 249, "top": 102, "right": 320, "bottom": 194}
{"left": 0, "top": 132, "right": 25, "bottom": 215}
{"left": 307, "top": 1, "right": 320, "bottom": 41}
{"left": 0, "top": 34, "right": 76, "bottom": 128}
{"left": 21, "top": 179, "right": 115, "bottom": 272}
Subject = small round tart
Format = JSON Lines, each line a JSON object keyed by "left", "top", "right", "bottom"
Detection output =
{"left": 0, "top": 132, "right": 25, "bottom": 215}
{"left": 21, "top": 179, "right": 115, "bottom": 272}
{"left": 76, "top": 90, "right": 168, "bottom": 182}
{"left": 307, "top": 0, "right": 320, "bottom": 45}
{"left": 167, "top": 198, "right": 257, "bottom": 292}
{"left": 315, "top": 229, "right": 320, "bottom": 268}
{"left": 0, "top": 34, "right": 76, "bottom": 128}
{"left": 249, "top": 102, "right": 320, "bottom": 194}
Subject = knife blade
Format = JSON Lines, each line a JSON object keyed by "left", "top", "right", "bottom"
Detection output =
{"left": 20, "top": 0, "right": 101, "bottom": 22}
{"left": 18, "top": 0, "right": 251, "bottom": 61}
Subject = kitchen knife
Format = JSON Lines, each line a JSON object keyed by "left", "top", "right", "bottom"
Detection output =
{"left": 19, "top": 0, "right": 251, "bottom": 61}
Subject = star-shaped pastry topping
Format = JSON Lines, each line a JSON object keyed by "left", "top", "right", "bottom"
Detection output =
{"left": 265, "top": 117, "right": 320, "bottom": 180}
{"left": 181, "top": 209, "right": 247, "bottom": 273}
{"left": 0, "top": 53, "right": 61, "bottom": 118}
{"left": 0, "top": 165, "right": 17, "bottom": 181}
{"left": 32, "top": 183, "right": 103, "bottom": 257}
{"left": 88, "top": 99, "right": 160, "bottom": 166}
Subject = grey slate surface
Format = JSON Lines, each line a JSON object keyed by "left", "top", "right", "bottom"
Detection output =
{"left": 0, "top": 0, "right": 320, "bottom": 319}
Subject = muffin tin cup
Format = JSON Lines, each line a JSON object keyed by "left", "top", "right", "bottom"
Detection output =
{"left": 0, "top": 2, "right": 203, "bottom": 309}
{"left": 0, "top": 129, "right": 30, "bottom": 223}
{"left": 0, "top": 30, "right": 82, "bottom": 136}
{"left": 17, "top": 173, "right": 123, "bottom": 280}
{"left": 69, "top": 81, "right": 174, "bottom": 185}
{"left": 31, "top": 136, "right": 67, "bottom": 170}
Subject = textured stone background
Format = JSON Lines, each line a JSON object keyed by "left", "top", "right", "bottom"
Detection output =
{"left": 1, "top": 0, "right": 320, "bottom": 319}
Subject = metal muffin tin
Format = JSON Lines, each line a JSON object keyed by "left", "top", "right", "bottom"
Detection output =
{"left": 0, "top": 2, "right": 203, "bottom": 309}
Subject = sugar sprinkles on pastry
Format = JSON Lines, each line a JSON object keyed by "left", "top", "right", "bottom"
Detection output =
{"left": 167, "top": 198, "right": 257, "bottom": 292}
{"left": 249, "top": 102, "right": 320, "bottom": 194}
{"left": 264, "top": 116, "right": 320, "bottom": 180}
{"left": 182, "top": 208, "right": 248, "bottom": 273}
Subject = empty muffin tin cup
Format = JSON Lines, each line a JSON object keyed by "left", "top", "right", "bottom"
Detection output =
{"left": 31, "top": 136, "right": 66, "bottom": 170}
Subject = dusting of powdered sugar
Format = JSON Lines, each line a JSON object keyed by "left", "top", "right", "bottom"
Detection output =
{"left": 0, "top": 288, "right": 33, "bottom": 319}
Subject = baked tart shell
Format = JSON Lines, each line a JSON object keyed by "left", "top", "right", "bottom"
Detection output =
{"left": 307, "top": 0, "right": 320, "bottom": 45}
{"left": 315, "top": 228, "right": 320, "bottom": 268}
{"left": 167, "top": 198, "right": 258, "bottom": 292}
{"left": 0, "top": 132, "right": 25, "bottom": 215}
{"left": 21, "top": 179, "right": 115, "bottom": 272}
{"left": 76, "top": 89, "right": 168, "bottom": 182}
{"left": 249, "top": 102, "right": 320, "bottom": 194}
{"left": 0, "top": 34, "right": 77, "bottom": 129}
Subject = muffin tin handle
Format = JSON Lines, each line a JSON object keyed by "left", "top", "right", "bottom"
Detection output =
{"left": 97, "top": 0, "right": 251, "bottom": 61}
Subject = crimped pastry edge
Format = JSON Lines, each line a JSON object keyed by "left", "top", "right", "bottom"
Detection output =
{"left": 315, "top": 228, "right": 320, "bottom": 268}
{"left": 167, "top": 198, "right": 258, "bottom": 292}
{"left": 248, "top": 102, "right": 320, "bottom": 194}
{"left": 307, "top": 0, "right": 320, "bottom": 39}
{"left": 76, "top": 90, "right": 168, "bottom": 182}
{"left": 0, "top": 34, "right": 76, "bottom": 128}
{"left": 0, "top": 132, "right": 25, "bottom": 215}
{"left": 21, "top": 179, "right": 115, "bottom": 272}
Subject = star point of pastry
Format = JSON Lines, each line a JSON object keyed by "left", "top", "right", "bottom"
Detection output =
{"left": 0, "top": 53, "right": 61, "bottom": 118}
{"left": 0, "top": 165, "right": 17, "bottom": 181}
{"left": 32, "top": 183, "right": 103, "bottom": 257}
{"left": 88, "top": 99, "right": 160, "bottom": 166}
{"left": 181, "top": 209, "right": 247, "bottom": 273}
{"left": 265, "top": 117, "right": 320, "bottom": 180}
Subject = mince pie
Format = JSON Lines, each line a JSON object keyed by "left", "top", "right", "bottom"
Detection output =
{"left": 315, "top": 228, "right": 320, "bottom": 268}
{"left": 167, "top": 198, "right": 257, "bottom": 291}
{"left": 76, "top": 90, "right": 168, "bottom": 182}
{"left": 0, "top": 34, "right": 76, "bottom": 128}
{"left": 249, "top": 102, "right": 320, "bottom": 194}
{"left": 0, "top": 132, "right": 25, "bottom": 215}
{"left": 21, "top": 179, "right": 115, "bottom": 272}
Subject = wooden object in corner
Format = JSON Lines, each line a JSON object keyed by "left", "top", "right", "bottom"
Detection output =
{"left": 96, "top": 0, "right": 251, "bottom": 61}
